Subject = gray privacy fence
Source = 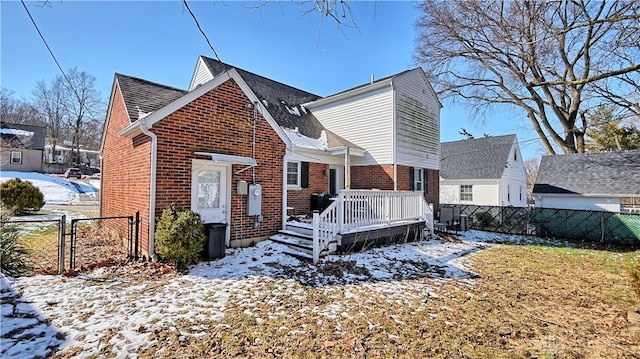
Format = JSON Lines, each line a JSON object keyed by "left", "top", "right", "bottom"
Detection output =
{"left": 440, "top": 204, "right": 640, "bottom": 247}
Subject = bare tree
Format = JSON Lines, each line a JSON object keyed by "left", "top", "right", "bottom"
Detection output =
{"left": 0, "top": 89, "right": 42, "bottom": 126}
{"left": 60, "top": 68, "right": 103, "bottom": 164}
{"left": 524, "top": 158, "right": 539, "bottom": 200}
{"left": 415, "top": 0, "right": 640, "bottom": 155}
{"left": 33, "top": 77, "right": 67, "bottom": 163}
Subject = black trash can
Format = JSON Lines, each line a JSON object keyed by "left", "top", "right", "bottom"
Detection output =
{"left": 204, "top": 223, "right": 227, "bottom": 259}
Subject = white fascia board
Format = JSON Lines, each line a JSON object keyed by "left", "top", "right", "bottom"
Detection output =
{"left": 292, "top": 145, "right": 366, "bottom": 161}
{"left": 118, "top": 119, "right": 143, "bottom": 137}
{"left": 303, "top": 80, "right": 391, "bottom": 109}
{"left": 327, "top": 146, "right": 366, "bottom": 157}
{"left": 194, "top": 151, "right": 257, "bottom": 166}
{"left": 103, "top": 76, "right": 132, "bottom": 151}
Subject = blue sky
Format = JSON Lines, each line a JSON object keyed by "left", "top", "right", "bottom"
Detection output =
{"left": 1, "top": 1, "right": 544, "bottom": 160}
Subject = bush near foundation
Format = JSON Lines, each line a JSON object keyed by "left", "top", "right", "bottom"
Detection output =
{"left": 154, "top": 206, "right": 206, "bottom": 270}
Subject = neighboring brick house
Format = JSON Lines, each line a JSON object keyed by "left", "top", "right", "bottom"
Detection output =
{"left": 0, "top": 122, "right": 46, "bottom": 172}
{"left": 101, "top": 56, "right": 441, "bottom": 259}
{"left": 440, "top": 134, "right": 527, "bottom": 207}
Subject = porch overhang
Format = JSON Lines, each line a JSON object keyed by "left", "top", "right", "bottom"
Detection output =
{"left": 194, "top": 151, "right": 257, "bottom": 166}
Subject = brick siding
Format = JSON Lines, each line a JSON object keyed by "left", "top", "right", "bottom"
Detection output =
{"left": 287, "top": 162, "right": 329, "bottom": 216}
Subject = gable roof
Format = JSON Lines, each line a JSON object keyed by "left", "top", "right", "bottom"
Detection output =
{"left": 198, "top": 56, "right": 361, "bottom": 150}
{"left": 115, "top": 73, "right": 187, "bottom": 121}
{"left": 440, "top": 134, "right": 517, "bottom": 180}
{"left": 0, "top": 122, "right": 46, "bottom": 150}
{"left": 305, "top": 67, "right": 442, "bottom": 109}
{"left": 532, "top": 151, "right": 640, "bottom": 196}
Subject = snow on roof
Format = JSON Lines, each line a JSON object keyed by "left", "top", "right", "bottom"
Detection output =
{"left": 283, "top": 127, "right": 328, "bottom": 150}
{"left": 0, "top": 128, "right": 33, "bottom": 136}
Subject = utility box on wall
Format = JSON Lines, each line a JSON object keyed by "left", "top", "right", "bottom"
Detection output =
{"left": 247, "top": 183, "right": 262, "bottom": 216}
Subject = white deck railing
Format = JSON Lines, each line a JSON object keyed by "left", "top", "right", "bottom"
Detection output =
{"left": 312, "top": 190, "right": 434, "bottom": 264}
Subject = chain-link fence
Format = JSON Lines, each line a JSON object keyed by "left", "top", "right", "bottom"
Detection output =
{"left": 441, "top": 204, "right": 640, "bottom": 247}
{"left": 2, "top": 212, "right": 140, "bottom": 275}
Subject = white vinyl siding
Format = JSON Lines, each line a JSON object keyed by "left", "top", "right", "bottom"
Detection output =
{"left": 394, "top": 70, "right": 440, "bottom": 170}
{"left": 311, "top": 86, "right": 394, "bottom": 165}
{"left": 188, "top": 57, "right": 215, "bottom": 91}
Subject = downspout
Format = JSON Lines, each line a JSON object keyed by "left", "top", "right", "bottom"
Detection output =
{"left": 282, "top": 149, "right": 291, "bottom": 229}
{"left": 391, "top": 80, "right": 397, "bottom": 191}
{"left": 139, "top": 118, "right": 158, "bottom": 261}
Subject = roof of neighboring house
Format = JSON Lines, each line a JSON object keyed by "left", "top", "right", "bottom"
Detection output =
{"left": 115, "top": 73, "right": 187, "bottom": 121}
{"left": 440, "top": 134, "right": 516, "bottom": 180}
{"left": 199, "top": 56, "right": 361, "bottom": 149}
{"left": 532, "top": 151, "right": 640, "bottom": 196}
{"left": 0, "top": 122, "right": 46, "bottom": 150}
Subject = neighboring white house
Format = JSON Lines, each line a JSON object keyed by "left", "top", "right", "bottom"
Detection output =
{"left": 440, "top": 134, "right": 527, "bottom": 207}
{"left": 44, "top": 142, "right": 100, "bottom": 167}
{"left": 532, "top": 151, "right": 640, "bottom": 213}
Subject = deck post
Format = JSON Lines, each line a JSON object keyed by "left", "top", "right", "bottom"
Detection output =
{"left": 312, "top": 210, "right": 320, "bottom": 264}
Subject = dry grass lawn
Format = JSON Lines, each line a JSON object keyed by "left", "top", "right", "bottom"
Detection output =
{"left": 128, "top": 243, "right": 640, "bottom": 359}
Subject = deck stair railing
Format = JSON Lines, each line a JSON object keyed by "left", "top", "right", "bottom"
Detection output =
{"left": 312, "top": 190, "right": 433, "bottom": 263}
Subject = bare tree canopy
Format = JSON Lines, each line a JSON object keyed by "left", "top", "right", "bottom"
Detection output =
{"left": 0, "top": 89, "right": 42, "bottom": 126}
{"left": 415, "top": 0, "right": 640, "bottom": 155}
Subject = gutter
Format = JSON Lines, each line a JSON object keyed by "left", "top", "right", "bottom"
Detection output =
{"left": 139, "top": 118, "right": 158, "bottom": 261}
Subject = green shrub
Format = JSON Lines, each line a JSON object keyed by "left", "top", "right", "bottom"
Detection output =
{"left": 0, "top": 178, "right": 45, "bottom": 215}
{"left": 154, "top": 206, "right": 206, "bottom": 270}
{"left": 0, "top": 213, "right": 31, "bottom": 276}
{"left": 476, "top": 211, "right": 493, "bottom": 228}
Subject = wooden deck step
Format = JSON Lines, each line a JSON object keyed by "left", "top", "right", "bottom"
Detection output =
{"left": 270, "top": 233, "right": 313, "bottom": 255}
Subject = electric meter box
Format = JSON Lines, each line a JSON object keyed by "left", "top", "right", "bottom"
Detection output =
{"left": 247, "top": 183, "right": 262, "bottom": 216}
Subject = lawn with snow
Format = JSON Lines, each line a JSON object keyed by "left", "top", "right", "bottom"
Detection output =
{"left": 3, "top": 230, "right": 638, "bottom": 358}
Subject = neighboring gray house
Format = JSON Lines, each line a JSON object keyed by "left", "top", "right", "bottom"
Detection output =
{"left": 532, "top": 151, "right": 640, "bottom": 213}
{"left": 440, "top": 134, "right": 527, "bottom": 207}
{"left": 0, "top": 122, "right": 46, "bottom": 172}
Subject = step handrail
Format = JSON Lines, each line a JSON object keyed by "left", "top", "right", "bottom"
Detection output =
{"left": 312, "top": 199, "right": 339, "bottom": 264}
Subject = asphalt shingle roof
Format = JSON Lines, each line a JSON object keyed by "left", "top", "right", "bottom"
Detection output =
{"left": 199, "top": 56, "right": 360, "bottom": 149}
{"left": 440, "top": 134, "right": 516, "bottom": 180}
{"left": 115, "top": 73, "right": 187, "bottom": 121}
{"left": 532, "top": 151, "right": 640, "bottom": 195}
{"left": 0, "top": 122, "right": 46, "bottom": 150}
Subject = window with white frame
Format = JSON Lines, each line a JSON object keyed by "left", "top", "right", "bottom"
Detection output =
{"left": 460, "top": 185, "right": 473, "bottom": 201}
{"left": 507, "top": 184, "right": 511, "bottom": 202}
{"left": 412, "top": 168, "right": 423, "bottom": 191}
{"left": 287, "top": 161, "right": 300, "bottom": 187}
{"left": 10, "top": 151, "right": 22, "bottom": 165}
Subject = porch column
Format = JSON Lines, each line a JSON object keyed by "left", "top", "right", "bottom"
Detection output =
{"left": 344, "top": 146, "right": 351, "bottom": 189}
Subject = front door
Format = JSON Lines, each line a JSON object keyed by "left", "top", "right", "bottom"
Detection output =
{"left": 191, "top": 162, "right": 227, "bottom": 224}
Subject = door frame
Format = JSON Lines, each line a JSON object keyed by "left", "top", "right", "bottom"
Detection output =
{"left": 191, "top": 159, "right": 231, "bottom": 245}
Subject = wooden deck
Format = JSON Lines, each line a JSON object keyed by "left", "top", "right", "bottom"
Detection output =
{"left": 272, "top": 190, "right": 434, "bottom": 263}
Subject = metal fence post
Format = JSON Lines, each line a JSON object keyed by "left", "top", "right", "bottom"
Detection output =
{"left": 135, "top": 211, "right": 140, "bottom": 260}
{"left": 58, "top": 215, "right": 66, "bottom": 274}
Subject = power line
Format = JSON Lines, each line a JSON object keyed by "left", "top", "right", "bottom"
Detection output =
{"left": 182, "top": 0, "right": 221, "bottom": 61}
{"left": 20, "top": 0, "right": 73, "bottom": 90}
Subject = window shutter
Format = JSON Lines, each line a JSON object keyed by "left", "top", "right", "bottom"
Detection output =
{"left": 301, "top": 162, "right": 309, "bottom": 188}
{"left": 409, "top": 167, "right": 414, "bottom": 190}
